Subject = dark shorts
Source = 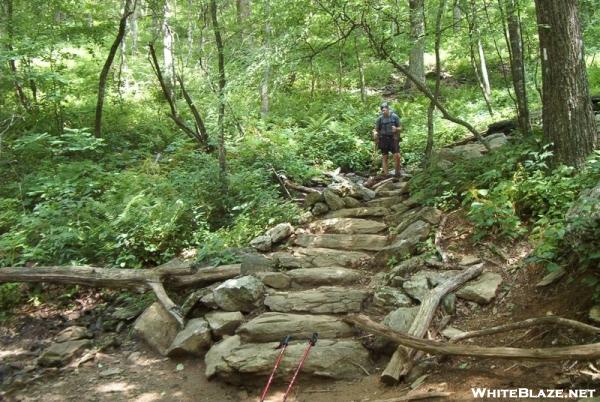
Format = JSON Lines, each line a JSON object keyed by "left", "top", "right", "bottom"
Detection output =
{"left": 379, "top": 134, "right": 400, "bottom": 155}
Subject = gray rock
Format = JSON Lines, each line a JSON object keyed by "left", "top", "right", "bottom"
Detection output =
{"left": 328, "top": 180, "right": 376, "bottom": 201}
{"left": 271, "top": 247, "right": 370, "bottom": 268}
{"left": 419, "top": 207, "right": 443, "bottom": 225}
{"left": 485, "top": 133, "right": 508, "bottom": 149}
{"left": 205, "top": 335, "right": 242, "bottom": 378}
{"left": 367, "top": 196, "right": 405, "bottom": 209}
{"left": 304, "top": 192, "right": 323, "bottom": 208}
{"left": 402, "top": 270, "right": 462, "bottom": 302}
{"left": 375, "top": 221, "right": 431, "bottom": 265}
{"left": 220, "top": 339, "right": 372, "bottom": 380}
{"left": 383, "top": 306, "right": 420, "bottom": 332}
{"left": 250, "top": 234, "right": 272, "bottom": 252}
{"left": 200, "top": 291, "right": 219, "bottom": 309}
{"left": 167, "top": 318, "right": 212, "bottom": 356}
{"left": 213, "top": 276, "right": 265, "bottom": 312}
{"left": 264, "top": 286, "right": 369, "bottom": 314}
{"left": 312, "top": 202, "right": 330, "bottom": 216}
{"left": 441, "top": 326, "right": 466, "bottom": 339}
{"left": 536, "top": 267, "right": 566, "bottom": 287}
{"left": 442, "top": 293, "right": 456, "bottom": 315}
{"left": 323, "top": 188, "right": 346, "bottom": 211}
{"left": 342, "top": 196, "right": 362, "bottom": 208}
{"left": 589, "top": 306, "right": 600, "bottom": 324}
{"left": 255, "top": 271, "right": 291, "bottom": 289}
{"left": 133, "top": 302, "right": 180, "bottom": 356}
{"left": 459, "top": 255, "right": 481, "bottom": 266}
{"left": 325, "top": 207, "right": 390, "bottom": 219}
{"left": 240, "top": 253, "right": 274, "bottom": 275}
{"left": 456, "top": 272, "right": 503, "bottom": 304}
{"left": 372, "top": 287, "right": 414, "bottom": 310}
{"left": 54, "top": 326, "right": 92, "bottom": 343}
{"left": 287, "top": 267, "right": 361, "bottom": 287}
{"left": 309, "top": 218, "right": 386, "bottom": 234}
{"left": 437, "top": 143, "right": 487, "bottom": 162}
{"left": 38, "top": 340, "right": 91, "bottom": 367}
{"left": 294, "top": 233, "right": 388, "bottom": 251}
{"left": 205, "top": 311, "right": 244, "bottom": 338}
{"left": 266, "top": 223, "right": 294, "bottom": 244}
{"left": 236, "top": 312, "right": 353, "bottom": 342}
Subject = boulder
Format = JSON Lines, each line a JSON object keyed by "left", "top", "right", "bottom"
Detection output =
{"left": 437, "top": 143, "right": 486, "bottom": 163}
{"left": 328, "top": 180, "right": 376, "bottom": 201}
{"left": 309, "top": 218, "right": 387, "bottom": 234}
{"left": 271, "top": 247, "right": 370, "bottom": 268}
{"left": 456, "top": 272, "right": 503, "bottom": 304}
{"left": 205, "top": 311, "right": 244, "bottom": 338}
{"left": 213, "top": 276, "right": 265, "bottom": 312}
{"left": 372, "top": 287, "right": 414, "bottom": 310}
{"left": 220, "top": 339, "right": 372, "bottom": 380}
{"left": 325, "top": 207, "right": 390, "bottom": 219}
{"left": 266, "top": 222, "right": 294, "bottom": 244}
{"left": 323, "top": 188, "right": 346, "bottom": 211}
{"left": 486, "top": 133, "right": 508, "bottom": 149}
{"left": 287, "top": 267, "right": 361, "bottom": 287}
{"left": 38, "top": 340, "right": 91, "bottom": 367}
{"left": 419, "top": 206, "right": 443, "bottom": 225}
{"left": 250, "top": 234, "right": 272, "bottom": 252}
{"left": 236, "top": 312, "right": 353, "bottom": 342}
{"left": 240, "top": 253, "right": 275, "bottom": 275}
{"left": 383, "top": 306, "right": 420, "bottom": 332}
{"left": 133, "top": 302, "right": 180, "bottom": 356}
{"left": 54, "top": 326, "right": 92, "bottom": 343}
{"left": 342, "top": 196, "right": 362, "bottom": 208}
{"left": 264, "top": 287, "right": 369, "bottom": 314}
{"left": 255, "top": 271, "right": 291, "bottom": 289}
{"left": 312, "top": 202, "right": 330, "bottom": 216}
{"left": 167, "top": 318, "right": 212, "bottom": 356}
{"left": 205, "top": 335, "right": 242, "bottom": 378}
{"left": 294, "top": 233, "right": 388, "bottom": 251}
{"left": 402, "top": 270, "right": 461, "bottom": 302}
{"left": 304, "top": 191, "right": 323, "bottom": 208}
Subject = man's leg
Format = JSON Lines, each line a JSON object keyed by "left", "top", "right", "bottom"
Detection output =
{"left": 394, "top": 152, "right": 401, "bottom": 176}
{"left": 382, "top": 154, "right": 389, "bottom": 176}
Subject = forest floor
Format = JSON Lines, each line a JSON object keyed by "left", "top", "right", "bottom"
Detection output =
{"left": 2, "top": 211, "right": 600, "bottom": 402}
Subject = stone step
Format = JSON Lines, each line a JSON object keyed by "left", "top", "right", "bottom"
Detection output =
{"left": 366, "top": 196, "right": 405, "bottom": 208}
{"left": 270, "top": 247, "right": 370, "bottom": 268}
{"left": 325, "top": 206, "right": 390, "bottom": 219}
{"left": 294, "top": 233, "right": 388, "bottom": 251}
{"left": 264, "top": 286, "right": 370, "bottom": 314}
{"left": 309, "top": 217, "right": 387, "bottom": 234}
{"left": 206, "top": 335, "right": 372, "bottom": 380}
{"left": 236, "top": 312, "right": 353, "bottom": 342}
{"left": 287, "top": 267, "right": 361, "bottom": 287}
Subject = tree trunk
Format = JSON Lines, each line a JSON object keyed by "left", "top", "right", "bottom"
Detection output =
{"left": 505, "top": 0, "right": 530, "bottom": 134}
{"left": 534, "top": 0, "right": 597, "bottom": 167}
{"left": 210, "top": 0, "right": 228, "bottom": 186}
{"left": 467, "top": 0, "right": 493, "bottom": 115}
{"left": 4, "top": 0, "right": 31, "bottom": 112}
{"left": 355, "top": 36, "right": 366, "bottom": 102}
{"left": 453, "top": 0, "right": 461, "bottom": 32}
{"left": 405, "top": 0, "right": 425, "bottom": 90}
{"left": 94, "top": 0, "right": 133, "bottom": 137}
{"left": 424, "top": 0, "right": 447, "bottom": 166}
{"left": 236, "top": 0, "right": 251, "bottom": 41}
{"left": 260, "top": 0, "right": 270, "bottom": 119}
{"left": 162, "top": 0, "right": 175, "bottom": 98}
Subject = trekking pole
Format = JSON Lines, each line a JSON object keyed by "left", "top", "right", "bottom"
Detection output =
{"left": 259, "top": 335, "right": 292, "bottom": 402}
{"left": 282, "top": 333, "right": 318, "bottom": 402}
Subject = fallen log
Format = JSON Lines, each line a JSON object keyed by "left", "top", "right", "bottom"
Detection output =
{"left": 345, "top": 314, "right": 600, "bottom": 360}
{"left": 0, "top": 263, "right": 240, "bottom": 327}
{"left": 450, "top": 316, "right": 600, "bottom": 342}
{"left": 380, "top": 263, "right": 484, "bottom": 384}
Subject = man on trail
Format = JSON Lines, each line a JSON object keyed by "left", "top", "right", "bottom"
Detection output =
{"left": 374, "top": 102, "right": 402, "bottom": 177}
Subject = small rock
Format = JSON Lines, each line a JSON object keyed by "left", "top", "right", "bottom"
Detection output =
{"left": 441, "top": 326, "right": 465, "bottom": 339}
{"left": 304, "top": 192, "right": 323, "bottom": 208}
{"left": 312, "top": 202, "right": 330, "bottom": 216}
{"left": 127, "top": 352, "right": 141, "bottom": 364}
{"left": 205, "top": 311, "right": 244, "bottom": 338}
{"left": 240, "top": 253, "right": 274, "bottom": 275}
{"left": 372, "top": 287, "right": 414, "bottom": 310}
{"left": 38, "top": 340, "right": 91, "bottom": 367}
{"left": 342, "top": 197, "right": 362, "bottom": 208}
{"left": 213, "top": 276, "right": 265, "bottom": 312}
{"left": 589, "top": 306, "right": 600, "bottom": 324}
{"left": 383, "top": 307, "right": 420, "bottom": 332}
{"left": 54, "top": 326, "right": 92, "bottom": 343}
{"left": 323, "top": 188, "right": 346, "bottom": 211}
{"left": 459, "top": 255, "right": 481, "bottom": 266}
{"left": 167, "top": 318, "right": 213, "bottom": 356}
{"left": 266, "top": 223, "right": 294, "bottom": 244}
{"left": 442, "top": 293, "right": 456, "bottom": 315}
{"left": 99, "top": 367, "right": 123, "bottom": 377}
{"left": 457, "top": 272, "right": 503, "bottom": 304}
{"left": 250, "top": 235, "right": 272, "bottom": 252}
{"left": 254, "top": 271, "right": 291, "bottom": 289}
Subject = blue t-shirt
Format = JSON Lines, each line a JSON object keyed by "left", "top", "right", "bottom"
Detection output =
{"left": 376, "top": 113, "right": 400, "bottom": 136}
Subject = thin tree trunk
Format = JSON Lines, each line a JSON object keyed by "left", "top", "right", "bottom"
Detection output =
{"left": 210, "top": 0, "right": 227, "bottom": 186}
{"left": 162, "top": 0, "right": 175, "bottom": 98}
{"left": 355, "top": 36, "right": 366, "bottom": 102}
{"left": 94, "top": 0, "right": 133, "bottom": 137}
{"left": 466, "top": 1, "right": 493, "bottom": 116}
{"left": 260, "top": 0, "right": 270, "bottom": 119}
{"left": 424, "top": 0, "right": 447, "bottom": 166}
{"left": 405, "top": 0, "right": 425, "bottom": 90}
{"left": 505, "top": 0, "right": 530, "bottom": 134}
{"left": 534, "top": 0, "right": 597, "bottom": 167}
{"left": 4, "top": 0, "right": 31, "bottom": 112}
{"left": 236, "top": 0, "right": 251, "bottom": 41}
{"left": 130, "top": 0, "right": 139, "bottom": 54}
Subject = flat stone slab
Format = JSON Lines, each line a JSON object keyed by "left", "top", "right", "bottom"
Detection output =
{"left": 236, "top": 312, "right": 353, "bottom": 342}
{"left": 456, "top": 271, "right": 503, "bottom": 304}
{"left": 264, "top": 286, "right": 369, "bottom": 313}
{"left": 219, "top": 339, "right": 372, "bottom": 380}
{"left": 271, "top": 247, "right": 370, "bottom": 268}
{"left": 366, "top": 196, "right": 405, "bottom": 209}
{"left": 294, "top": 233, "right": 388, "bottom": 251}
{"left": 309, "top": 218, "right": 387, "bottom": 234}
{"left": 325, "top": 207, "right": 390, "bottom": 219}
{"left": 287, "top": 267, "right": 361, "bottom": 287}
{"left": 205, "top": 311, "right": 244, "bottom": 338}
{"left": 38, "top": 339, "right": 91, "bottom": 367}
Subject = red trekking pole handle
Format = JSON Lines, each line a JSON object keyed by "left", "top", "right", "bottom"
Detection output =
{"left": 259, "top": 335, "right": 292, "bottom": 402}
{"left": 282, "top": 333, "right": 318, "bottom": 402}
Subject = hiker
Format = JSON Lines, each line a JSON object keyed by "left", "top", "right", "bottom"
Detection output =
{"left": 374, "top": 102, "right": 402, "bottom": 177}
